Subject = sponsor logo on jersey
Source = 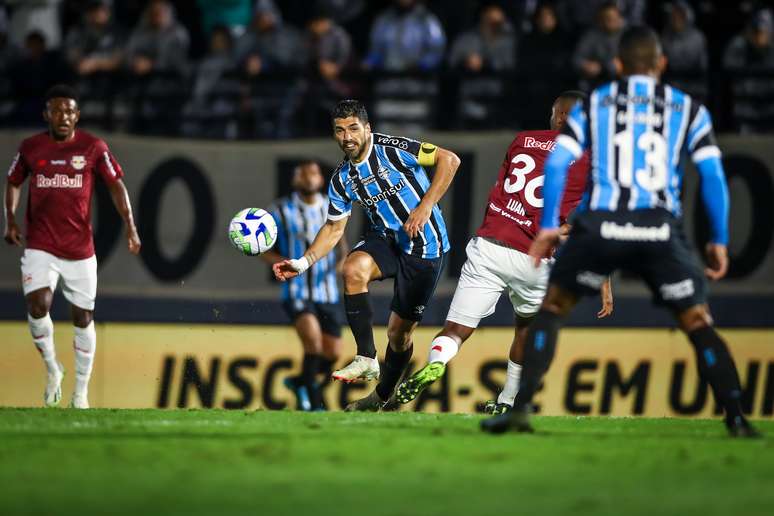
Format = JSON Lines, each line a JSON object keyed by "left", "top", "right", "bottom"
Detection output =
{"left": 375, "top": 135, "right": 410, "bottom": 150}
{"left": 600, "top": 221, "right": 670, "bottom": 242}
{"left": 36, "top": 173, "right": 83, "bottom": 188}
{"left": 523, "top": 137, "right": 556, "bottom": 152}
{"left": 377, "top": 166, "right": 391, "bottom": 180}
{"left": 361, "top": 179, "right": 405, "bottom": 207}
{"left": 659, "top": 279, "right": 695, "bottom": 300}
{"left": 70, "top": 155, "right": 86, "bottom": 170}
{"left": 50, "top": 160, "right": 66, "bottom": 165}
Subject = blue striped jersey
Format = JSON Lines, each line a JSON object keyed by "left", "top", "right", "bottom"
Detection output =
{"left": 269, "top": 193, "right": 339, "bottom": 303}
{"left": 327, "top": 133, "right": 450, "bottom": 259}
{"left": 556, "top": 75, "right": 722, "bottom": 217}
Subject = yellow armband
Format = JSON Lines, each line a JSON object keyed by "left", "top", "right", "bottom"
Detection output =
{"left": 417, "top": 142, "right": 438, "bottom": 167}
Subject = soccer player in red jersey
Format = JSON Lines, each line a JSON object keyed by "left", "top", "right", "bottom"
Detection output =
{"left": 395, "top": 92, "right": 613, "bottom": 412}
{"left": 3, "top": 85, "right": 141, "bottom": 409}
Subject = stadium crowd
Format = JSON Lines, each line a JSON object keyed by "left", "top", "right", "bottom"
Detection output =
{"left": 1, "top": 0, "right": 773, "bottom": 138}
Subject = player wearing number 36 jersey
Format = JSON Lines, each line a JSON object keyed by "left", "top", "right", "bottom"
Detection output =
{"left": 482, "top": 27, "right": 759, "bottom": 437}
{"left": 395, "top": 92, "right": 613, "bottom": 411}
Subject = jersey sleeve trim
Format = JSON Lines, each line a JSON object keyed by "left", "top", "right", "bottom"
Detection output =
{"left": 372, "top": 133, "right": 422, "bottom": 156}
{"left": 326, "top": 211, "right": 351, "bottom": 221}
{"left": 556, "top": 134, "right": 583, "bottom": 159}
{"left": 6, "top": 153, "right": 26, "bottom": 185}
{"left": 692, "top": 145, "right": 721, "bottom": 164}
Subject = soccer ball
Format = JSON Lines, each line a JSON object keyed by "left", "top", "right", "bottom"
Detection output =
{"left": 228, "top": 208, "right": 278, "bottom": 255}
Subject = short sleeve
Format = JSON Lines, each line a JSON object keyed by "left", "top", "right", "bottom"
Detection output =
{"left": 268, "top": 202, "right": 288, "bottom": 255}
{"left": 6, "top": 151, "right": 29, "bottom": 186}
{"left": 327, "top": 172, "right": 352, "bottom": 221}
{"left": 400, "top": 142, "right": 438, "bottom": 168}
{"left": 685, "top": 103, "right": 721, "bottom": 164}
{"left": 556, "top": 102, "right": 589, "bottom": 159}
{"left": 560, "top": 153, "right": 591, "bottom": 223}
{"left": 93, "top": 140, "right": 124, "bottom": 183}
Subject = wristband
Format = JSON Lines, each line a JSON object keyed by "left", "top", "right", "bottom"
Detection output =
{"left": 288, "top": 256, "right": 310, "bottom": 274}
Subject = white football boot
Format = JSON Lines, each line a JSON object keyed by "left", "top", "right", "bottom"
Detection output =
{"left": 332, "top": 355, "right": 380, "bottom": 383}
{"left": 44, "top": 362, "right": 64, "bottom": 407}
{"left": 70, "top": 393, "right": 89, "bottom": 409}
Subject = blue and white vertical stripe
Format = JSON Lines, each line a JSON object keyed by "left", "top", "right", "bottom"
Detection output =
{"left": 270, "top": 193, "right": 339, "bottom": 303}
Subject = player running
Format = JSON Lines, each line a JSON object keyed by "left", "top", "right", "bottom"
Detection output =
{"left": 4, "top": 84, "right": 141, "bottom": 409}
{"left": 262, "top": 160, "right": 346, "bottom": 411}
{"left": 394, "top": 92, "right": 613, "bottom": 413}
{"left": 273, "top": 99, "right": 461, "bottom": 411}
{"left": 481, "top": 27, "right": 759, "bottom": 437}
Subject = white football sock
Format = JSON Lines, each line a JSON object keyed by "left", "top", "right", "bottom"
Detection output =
{"left": 73, "top": 322, "right": 96, "bottom": 396}
{"left": 28, "top": 314, "right": 59, "bottom": 374}
{"left": 427, "top": 335, "right": 459, "bottom": 365}
{"left": 497, "top": 360, "right": 522, "bottom": 406}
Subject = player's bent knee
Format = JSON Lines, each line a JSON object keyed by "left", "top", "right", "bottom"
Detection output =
{"left": 72, "top": 308, "right": 94, "bottom": 328}
{"left": 676, "top": 305, "right": 713, "bottom": 333}
{"left": 342, "top": 254, "right": 374, "bottom": 289}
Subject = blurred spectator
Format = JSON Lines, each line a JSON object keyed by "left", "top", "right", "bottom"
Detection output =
{"left": 572, "top": 1, "right": 624, "bottom": 89}
{"left": 449, "top": 4, "right": 516, "bottom": 72}
{"left": 517, "top": 2, "right": 575, "bottom": 129}
{"left": 723, "top": 9, "right": 774, "bottom": 132}
{"left": 299, "top": 11, "right": 353, "bottom": 135}
{"left": 10, "top": 31, "right": 69, "bottom": 125}
{"left": 364, "top": 0, "right": 446, "bottom": 71}
{"left": 197, "top": 0, "right": 253, "bottom": 38}
{"left": 306, "top": 11, "right": 351, "bottom": 81}
{"left": 519, "top": 2, "right": 573, "bottom": 75}
{"left": 191, "top": 26, "right": 238, "bottom": 104}
{"left": 556, "top": 0, "right": 644, "bottom": 31}
{"left": 662, "top": 1, "right": 707, "bottom": 74}
{"left": 64, "top": 1, "right": 124, "bottom": 76}
{"left": 723, "top": 9, "right": 774, "bottom": 71}
{"left": 184, "top": 25, "right": 240, "bottom": 138}
{"left": 126, "top": 0, "right": 190, "bottom": 76}
{"left": 236, "top": 0, "right": 305, "bottom": 76}
{"left": 7, "top": 0, "right": 63, "bottom": 50}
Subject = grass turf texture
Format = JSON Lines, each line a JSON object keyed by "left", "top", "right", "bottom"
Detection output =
{"left": 1, "top": 409, "right": 772, "bottom": 516}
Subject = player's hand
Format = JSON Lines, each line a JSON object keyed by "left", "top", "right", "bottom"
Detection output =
{"left": 597, "top": 278, "right": 614, "bottom": 318}
{"left": 528, "top": 228, "right": 561, "bottom": 267}
{"left": 4, "top": 221, "right": 23, "bottom": 247}
{"left": 127, "top": 227, "right": 141, "bottom": 255}
{"left": 404, "top": 202, "right": 432, "bottom": 239}
{"left": 273, "top": 259, "right": 309, "bottom": 281}
{"left": 704, "top": 243, "right": 728, "bottom": 281}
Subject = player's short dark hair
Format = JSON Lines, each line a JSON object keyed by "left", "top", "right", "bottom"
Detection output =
{"left": 557, "top": 90, "right": 587, "bottom": 104}
{"left": 331, "top": 99, "right": 369, "bottom": 125}
{"left": 44, "top": 84, "right": 80, "bottom": 105}
{"left": 295, "top": 159, "right": 320, "bottom": 170}
{"left": 618, "top": 26, "right": 662, "bottom": 73}
{"left": 598, "top": 0, "right": 620, "bottom": 13}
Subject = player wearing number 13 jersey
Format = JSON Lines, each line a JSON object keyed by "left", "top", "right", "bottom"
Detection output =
{"left": 395, "top": 92, "right": 613, "bottom": 410}
{"left": 482, "top": 27, "right": 758, "bottom": 437}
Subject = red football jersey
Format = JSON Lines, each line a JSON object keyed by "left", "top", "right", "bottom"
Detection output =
{"left": 476, "top": 130, "right": 589, "bottom": 254}
{"left": 7, "top": 130, "right": 124, "bottom": 260}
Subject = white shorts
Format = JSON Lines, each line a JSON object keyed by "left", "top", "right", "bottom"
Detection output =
{"left": 446, "top": 237, "right": 550, "bottom": 328}
{"left": 21, "top": 249, "right": 98, "bottom": 310}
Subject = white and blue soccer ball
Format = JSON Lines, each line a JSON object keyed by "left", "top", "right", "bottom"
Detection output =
{"left": 228, "top": 208, "right": 278, "bottom": 256}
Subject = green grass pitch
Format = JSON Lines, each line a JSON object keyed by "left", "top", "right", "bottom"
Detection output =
{"left": 1, "top": 409, "right": 772, "bottom": 516}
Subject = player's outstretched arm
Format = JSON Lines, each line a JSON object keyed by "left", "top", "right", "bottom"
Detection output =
{"left": 106, "top": 179, "right": 141, "bottom": 255}
{"left": 404, "top": 147, "right": 460, "bottom": 238}
{"left": 273, "top": 217, "right": 348, "bottom": 281}
{"left": 3, "top": 180, "right": 23, "bottom": 246}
